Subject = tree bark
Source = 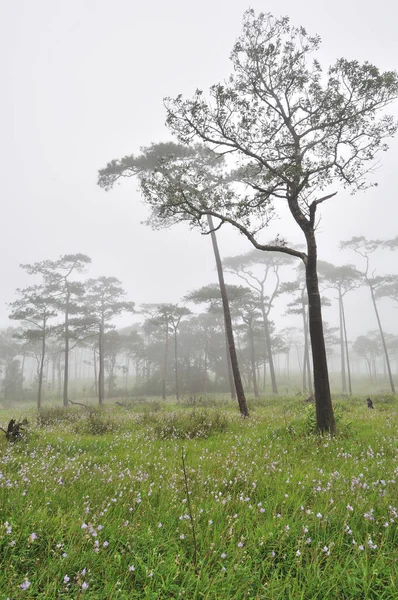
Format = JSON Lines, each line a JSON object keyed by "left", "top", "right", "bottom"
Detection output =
{"left": 207, "top": 215, "right": 249, "bottom": 417}
{"left": 305, "top": 236, "right": 336, "bottom": 433}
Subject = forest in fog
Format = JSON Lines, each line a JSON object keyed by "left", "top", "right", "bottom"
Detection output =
{"left": 1, "top": 235, "right": 398, "bottom": 408}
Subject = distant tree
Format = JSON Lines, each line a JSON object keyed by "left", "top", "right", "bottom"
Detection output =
{"left": 318, "top": 262, "right": 362, "bottom": 394}
{"left": 281, "top": 277, "right": 313, "bottom": 395}
{"left": 352, "top": 333, "right": 381, "bottom": 383}
{"left": 84, "top": 277, "right": 134, "bottom": 404}
{"left": 232, "top": 289, "right": 264, "bottom": 397}
{"left": 341, "top": 237, "right": 396, "bottom": 393}
{"left": 0, "top": 328, "right": 24, "bottom": 401}
{"left": 185, "top": 283, "right": 249, "bottom": 405}
{"left": 375, "top": 276, "right": 398, "bottom": 307}
{"left": 103, "top": 331, "right": 128, "bottom": 397}
{"left": 21, "top": 254, "right": 91, "bottom": 406}
{"left": 168, "top": 306, "right": 192, "bottom": 400}
{"left": 223, "top": 250, "right": 293, "bottom": 394}
{"left": 9, "top": 285, "right": 57, "bottom": 409}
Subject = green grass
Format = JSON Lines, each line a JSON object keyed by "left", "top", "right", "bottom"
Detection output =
{"left": 0, "top": 395, "right": 397, "bottom": 599}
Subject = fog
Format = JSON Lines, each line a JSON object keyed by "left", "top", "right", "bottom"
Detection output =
{"left": 1, "top": 0, "right": 398, "bottom": 399}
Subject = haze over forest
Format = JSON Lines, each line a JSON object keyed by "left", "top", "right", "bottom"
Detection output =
{"left": 1, "top": 0, "right": 398, "bottom": 413}
{"left": 1, "top": 0, "right": 398, "bottom": 334}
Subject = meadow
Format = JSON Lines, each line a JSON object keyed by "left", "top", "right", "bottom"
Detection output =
{"left": 0, "top": 394, "right": 397, "bottom": 599}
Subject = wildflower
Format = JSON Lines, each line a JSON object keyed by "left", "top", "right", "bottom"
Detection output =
{"left": 20, "top": 580, "right": 31, "bottom": 590}
{"left": 103, "top": 541, "right": 109, "bottom": 547}
{"left": 81, "top": 582, "right": 89, "bottom": 590}
{"left": 346, "top": 504, "right": 354, "bottom": 512}
{"left": 358, "top": 545, "right": 364, "bottom": 551}
{"left": 158, "top": 523, "right": 162, "bottom": 528}
{"left": 81, "top": 568, "right": 87, "bottom": 576}
{"left": 129, "top": 565, "right": 135, "bottom": 572}
{"left": 306, "top": 538, "right": 311, "bottom": 544}
{"left": 29, "top": 532, "right": 37, "bottom": 542}
{"left": 180, "top": 534, "right": 185, "bottom": 540}
{"left": 64, "top": 575, "right": 70, "bottom": 583}
{"left": 62, "top": 552, "right": 67, "bottom": 558}
{"left": 81, "top": 523, "right": 88, "bottom": 529}
{"left": 221, "top": 552, "right": 226, "bottom": 559}
{"left": 208, "top": 520, "right": 213, "bottom": 525}
{"left": 316, "top": 513, "right": 322, "bottom": 519}
{"left": 237, "top": 542, "right": 243, "bottom": 547}
{"left": 296, "top": 550, "right": 301, "bottom": 557}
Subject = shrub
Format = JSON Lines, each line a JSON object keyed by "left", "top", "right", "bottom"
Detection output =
{"left": 153, "top": 409, "right": 228, "bottom": 440}
{"left": 73, "top": 407, "right": 120, "bottom": 435}
{"left": 37, "top": 407, "right": 79, "bottom": 427}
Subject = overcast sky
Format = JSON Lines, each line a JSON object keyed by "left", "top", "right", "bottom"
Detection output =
{"left": 1, "top": 0, "right": 397, "bottom": 338}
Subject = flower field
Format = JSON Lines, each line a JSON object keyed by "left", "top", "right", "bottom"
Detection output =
{"left": 0, "top": 396, "right": 397, "bottom": 599}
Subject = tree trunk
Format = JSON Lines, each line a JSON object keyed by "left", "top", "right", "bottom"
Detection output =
{"left": 162, "top": 324, "right": 169, "bottom": 400}
{"left": 338, "top": 289, "right": 347, "bottom": 393}
{"left": 249, "top": 326, "right": 259, "bottom": 397}
{"left": 98, "top": 321, "right": 105, "bottom": 405}
{"left": 305, "top": 237, "right": 336, "bottom": 433}
{"left": 93, "top": 348, "right": 98, "bottom": 397}
{"left": 341, "top": 296, "right": 352, "bottom": 395}
{"left": 174, "top": 329, "right": 179, "bottom": 400}
{"left": 225, "top": 341, "right": 236, "bottom": 399}
{"left": 207, "top": 215, "right": 249, "bottom": 417}
{"left": 368, "top": 281, "right": 395, "bottom": 393}
{"left": 63, "top": 291, "right": 70, "bottom": 407}
{"left": 260, "top": 301, "right": 278, "bottom": 394}
{"left": 37, "top": 323, "right": 46, "bottom": 410}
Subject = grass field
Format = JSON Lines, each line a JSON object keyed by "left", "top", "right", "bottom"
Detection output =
{"left": 0, "top": 395, "right": 397, "bottom": 599}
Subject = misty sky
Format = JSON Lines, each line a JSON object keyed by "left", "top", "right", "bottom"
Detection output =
{"left": 1, "top": 0, "right": 397, "bottom": 338}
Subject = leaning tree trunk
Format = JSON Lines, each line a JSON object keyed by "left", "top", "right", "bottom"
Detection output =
{"left": 305, "top": 236, "right": 336, "bottom": 434}
{"left": 225, "top": 342, "right": 237, "bottom": 400}
{"left": 207, "top": 215, "right": 249, "bottom": 417}
{"left": 368, "top": 281, "right": 395, "bottom": 394}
